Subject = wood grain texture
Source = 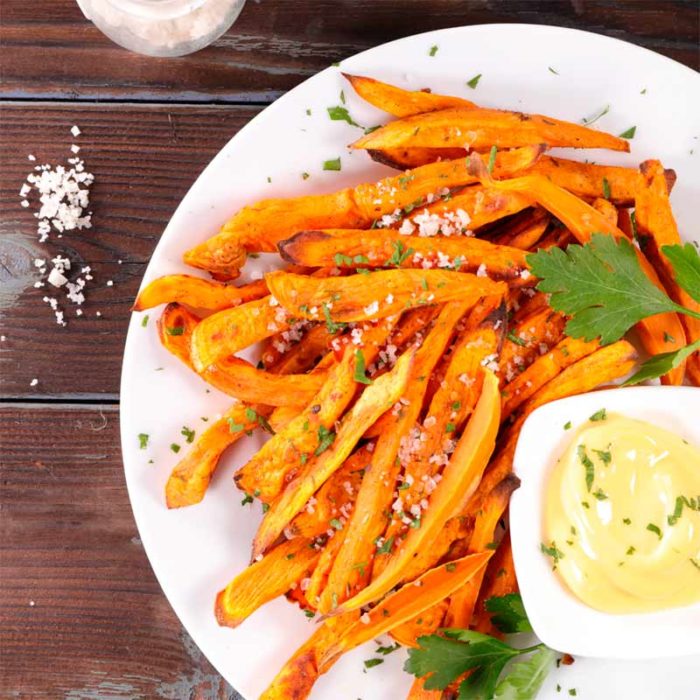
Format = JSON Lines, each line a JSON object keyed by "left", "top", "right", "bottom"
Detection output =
{"left": 0, "top": 404, "right": 240, "bottom": 699}
{"left": 1, "top": 0, "right": 697, "bottom": 102}
{"left": 0, "top": 103, "right": 260, "bottom": 399}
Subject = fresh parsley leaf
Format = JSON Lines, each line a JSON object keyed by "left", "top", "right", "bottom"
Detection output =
{"left": 527, "top": 234, "right": 686, "bottom": 344}
{"left": 492, "top": 646, "right": 557, "bottom": 700}
{"left": 467, "top": 73, "right": 482, "bottom": 89}
{"left": 354, "top": 349, "right": 372, "bottom": 385}
{"left": 327, "top": 105, "right": 361, "bottom": 128}
{"left": 623, "top": 338, "right": 700, "bottom": 385}
{"left": 619, "top": 126, "right": 637, "bottom": 139}
{"left": 405, "top": 631, "right": 518, "bottom": 692}
{"left": 484, "top": 593, "right": 532, "bottom": 634}
{"left": 661, "top": 243, "right": 700, "bottom": 303}
{"left": 323, "top": 157, "right": 342, "bottom": 171}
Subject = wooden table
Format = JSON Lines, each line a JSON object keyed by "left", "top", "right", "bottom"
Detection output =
{"left": 1, "top": 2, "right": 697, "bottom": 697}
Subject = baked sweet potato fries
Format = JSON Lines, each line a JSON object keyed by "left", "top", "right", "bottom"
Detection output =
{"left": 133, "top": 72, "right": 695, "bottom": 700}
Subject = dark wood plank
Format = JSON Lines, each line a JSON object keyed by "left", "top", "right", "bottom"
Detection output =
{"left": 0, "top": 403, "right": 240, "bottom": 699}
{"left": 1, "top": 0, "right": 697, "bottom": 102}
{"left": 0, "top": 103, "right": 260, "bottom": 399}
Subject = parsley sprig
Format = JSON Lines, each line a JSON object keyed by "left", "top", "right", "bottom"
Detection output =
{"left": 405, "top": 593, "right": 556, "bottom": 699}
{"left": 527, "top": 234, "right": 700, "bottom": 384}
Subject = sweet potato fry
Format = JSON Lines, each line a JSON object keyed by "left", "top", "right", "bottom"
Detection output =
{"left": 525, "top": 156, "right": 652, "bottom": 206}
{"left": 183, "top": 147, "right": 541, "bottom": 279}
{"left": 215, "top": 537, "right": 320, "bottom": 628}
{"left": 279, "top": 229, "right": 529, "bottom": 282}
{"left": 165, "top": 402, "right": 263, "bottom": 508}
{"left": 333, "top": 371, "right": 500, "bottom": 615}
{"left": 305, "top": 527, "right": 348, "bottom": 607}
{"left": 133, "top": 275, "right": 267, "bottom": 311}
{"left": 389, "top": 600, "right": 448, "bottom": 648}
{"left": 319, "top": 551, "right": 493, "bottom": 670}
{"left": 468, "top": 158, "right": 687, "bottom": 383}
{"left": 472, "top": 532, "right": 518, "bottom": 636}
{"left": 259, "top": 612, "right": 359, "bottom": 700}
{"left": 190, "top": 296, "right": 289, "bottom": 372}
{"left": 444, "top": 474, "right": 520, "bottom": 628}
{"left": 635, "top": 159, "right": 700, "bottom": 385}
{"left": 352, "top": 107, "right": 630, "bottom": 153}
{"left": 407, "top": 677, "right": 443, "bottom": 700}
{"left": 262, "top": 323, "right": 332, "bottom": 373}
{"left": 252, "top": 350, "right": 414, "bottom": 559}
{"left": 157, "top": 302, "right": 200, "bottom": 370}
{"left": 491, "top": 208, "right": 549, "bottom": 250}
{"left": 200, "top": 356, "right": 328, "bottom": 406}
{"left": 501, "top": 336, "right": 600, "bottom": 420}
{"left": 369, "top": 146, "right": 466, "bottom": 169}
{"left": 266, "top": 269, "right": 505, "bottom": 324}
{"left": 235, "top": 350, "right": 358, "bottom": 502}
{"left": 592, "top": 196, "right": 618, "bottom": 227}
{"left": 286, "top": 446, "right": 371, "bottom": 540}
{"left": 319, "top": 302, "right": 473, "bottom": 612}
{"left": 468, "top": 340, "right": 638, "bottom": 513}
{"left": 343, "top": 73, "right": 476, "bottom": 117}
{"left": 498, "top": 306, "right": 566, "bottom": 384}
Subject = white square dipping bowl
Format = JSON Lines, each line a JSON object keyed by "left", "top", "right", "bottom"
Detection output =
{"left": 510, "top": 385, "right": 700, "bottom": 659}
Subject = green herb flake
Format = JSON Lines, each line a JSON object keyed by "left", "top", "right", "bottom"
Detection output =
{"left": 170, "top": 443, "right": 181, "bottom": 454}
{"left": 181, "top": 426, "right": 195, "bottom": 443}
{"left": 314, "top": 425, "right": 336, "bottom": 456}
{"left": 563, "top": 421, "right": 572, "bottom": 430}
{"left": 623, "top": 517, "right": 632, "bottom": 525}
{"left": 619, "top": 126, "right": 637, "bottom": 139}
{"left": 582, "top": 104, "right": 609, "bottom": 126}
{"left": 301, "top": 172, "right": 310, "bottom": 180}
{"left": 445, "top": 562, "right": 457, "bottom": 572}
{"left": 540, "top": 541, "right": 565, "bottom": 568}
{"left": 646, "top": 522, "right": 663, "bottom": 539}
{"left": 593, "top": 448, "right": 612, "bottom": 464}
{"left": 589, "top": 408, "right": 607, "bottom": 421}
{"left": 364, "top": 658, "right": 384, "bottom": 669}
{"left": 327, "top": 105, "right": 360, "bottom": 128}
{"left": 353, "top": 349, "right": 373, "bottom": 385}
{"left": 429, "top": 45, "right": 438, "bottom": 57}
{"left": 466, "top": 73, "right": 482, "bottom": 89}
{"left": 592, "top": 488, "right": 608, "bottom": 501}
{"left": 445, "top": 422, "right": 456, "bottom": 433}
{"left": 137, "top": 433, "right": 149, "bottom": 449}
{"left": 577, "top": 444, "right": 595, "bottom": 492}
{"left": 626, "top": 546, "right": 636, "bottom": 556}
{"left": 323, "top": 157, "right": 342, "bottom": 171}
{"left": 141, "top": 315, "right": 149, "bottom": 328}
{"left": 548, "top": 66, "right": 559, "bottom": 75}
{"left": 165, "top": 326, "right": 184, "bottom": 336}
{"left": 507, "top": 330, "right": 528, "bottom": 347}
{"left": 487, "top": 145, "right": 497, "bottom": 174}
{"left": 602, "top": 177, "right": 611, "bottom": 200}
{"left": 376, "top": 535, "right": 394, "bottom": 555}
{"left": 227, "top": 418, "right": 244, "bottom": 433}
{"left": 329, "top": 517, "right": 343, "bottom": 531}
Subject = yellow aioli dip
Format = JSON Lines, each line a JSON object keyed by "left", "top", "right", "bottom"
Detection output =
{"left": 544, "top": 412, "right": 700, "bottom": 614}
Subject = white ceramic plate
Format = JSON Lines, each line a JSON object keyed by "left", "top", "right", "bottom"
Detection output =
{"left": 120, "top": 24, "right": 700, "bottom": 700}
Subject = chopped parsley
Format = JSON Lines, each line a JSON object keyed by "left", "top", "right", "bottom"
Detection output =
{"left": 323, "top": 157, "right": 342, "bottom": 171}
{"left": 466, "top": 73, "right": 482, "bottom": 89}
{"left": 322, "top": 303, "right": 346, "bottom": 334}
{"left": 593, "top": 448, "right": 612, "bottom": 464}
{"left": 626, "top": 546, "right": 636, "bottom": 556}
{"left": 329, "top": 517, "right": 343, "bottom": 531}
{"left": 141, "top": 315, "right": 149, "bottom": 327}
{"left": 619, "top": 126, "right": 637, "bottom": 139}
{"left": 301, "top": 172, "right": 310, "bottom": 180}
{"left": 388, "top": 240, "right": 415, "bottom": 266}
{"left": 227, "top": 418, "right": 244, "bottom": 433}
{"left": 581, "top": 104, "right": 609, "bottom": 126}
{"left": 137, "top": 433, "right": 149, "bottom": 449}
{"left": 577, "top": 444, "right": 595, "bottom": 492}
{"left": 165, "top": 326, "right": 184, "bottom": 336}
{"left": 487, "top": 145, "right": 497, "bottom": 174}
{"left": 507, "top": 330, "right": 528, "bottom": 347}
{"left": 548, "top": 66, "right": 559, "bottom": 75}
{"left": 646, "top": 522, "right": 662, "bottom": 539}
{"left": 592, "top": 488, "right": 608, "bottom": 501}
{"left": 241, "top": 493, "right": 254, "bottom": 506}
{"left": 589, "top": 408, "right": 607, "bottom": 421}
{"left": 445, "top": 562, "right": 457, "bottom": 572}
{"left": 563, "top": 421, "right": 572, "bottom": 430}
{"left": 327, "top": 105, "right": 361, "bottom": 128}
{"left": 540, "top": 541, "right": 565, "bottom": 568}
{"left": 623, "top": 517, "right": 632, "bottom": 525}
{"left": 353, "top": 349, "right": 372, "bottom": 384}
{"left": 314, "top": 425, "right": 336, "bottom": 456}
{"left": 429, "top": 45, "right": 438, "bottom": 57}
{"left": 376, "top": 535, "right": 394, "bottom": 555}
{"left": 602, "top": 177, "right": 611, "bottom": 200}
{"left": 668, "top": 495, "right": 699, "bottom": 526}
{"left": 170, "top": 443, "right": 181, "bottom": 454}
{"left": 445, "top": 422, "right": 456, "bottom": 433}
{"left": 364, "top": 658, "right": 384, "bottom": 669}
{"left": 181, "top": 426, "right": 195, "bottom": 443}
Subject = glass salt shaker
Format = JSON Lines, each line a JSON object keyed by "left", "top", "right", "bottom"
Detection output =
{"left": 76, "top": 0, "right": 247, "bottom": 57}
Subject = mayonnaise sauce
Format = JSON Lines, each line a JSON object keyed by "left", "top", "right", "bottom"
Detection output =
{"left": 544, "top": 412, "right": 700, "bottom": 614}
